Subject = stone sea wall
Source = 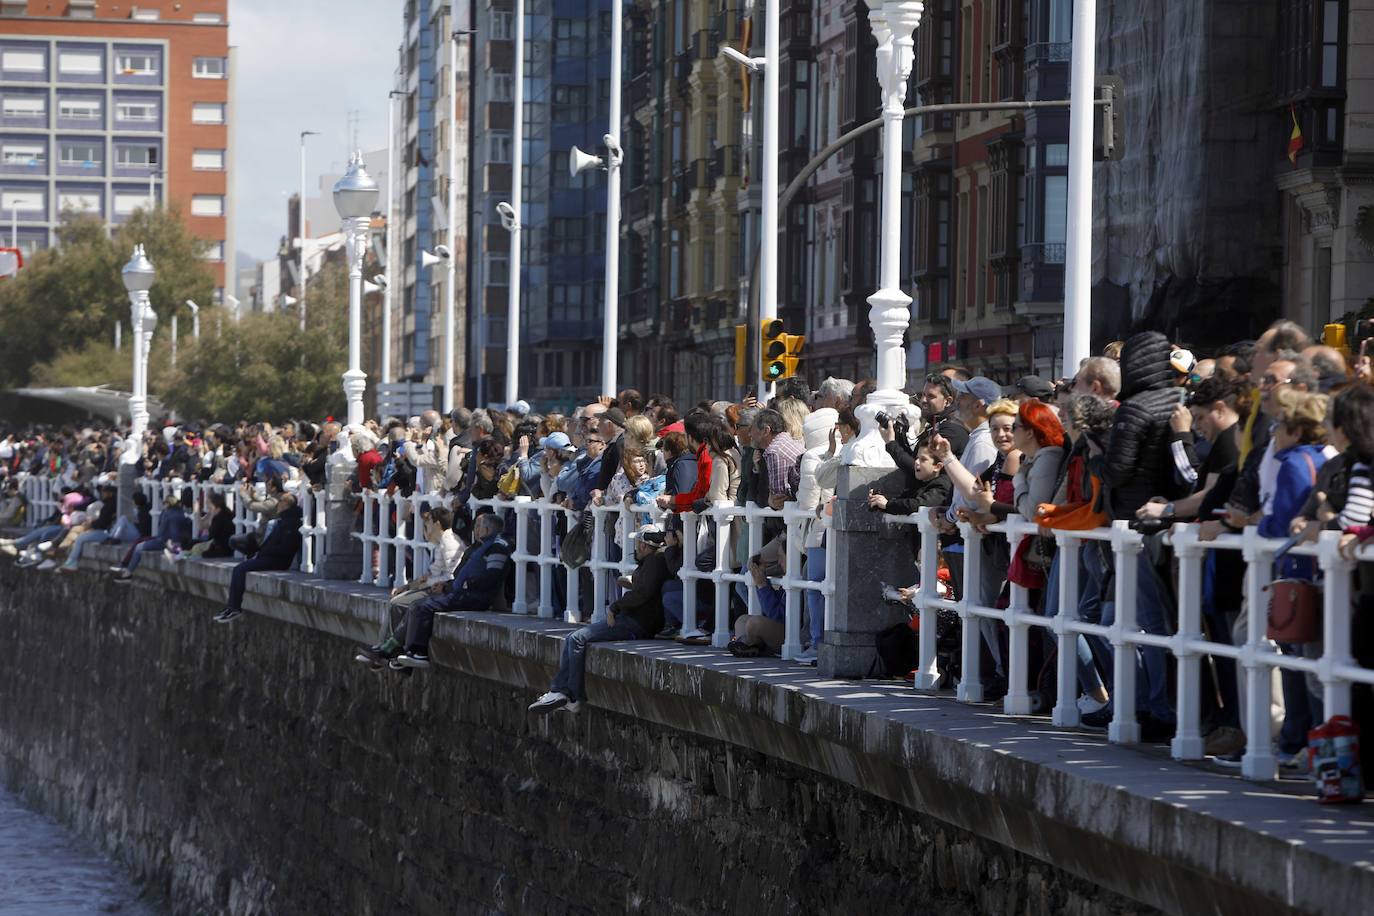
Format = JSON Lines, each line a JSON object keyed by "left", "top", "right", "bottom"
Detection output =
{"left": 0, "top": 560, "right": 1152, "bottom": 915}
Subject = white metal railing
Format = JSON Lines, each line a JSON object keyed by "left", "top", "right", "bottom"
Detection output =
{"left": 17, "top": 472, "right": 59, "bottom": 529}
{"left": 890, "top": 511, "right": 1374, "bottom": 782}
{"left": 297, "top": 486, "right": 328, "bottom": 573}
{"left": 356, "top": 488, "right": 452, "bottom": 588}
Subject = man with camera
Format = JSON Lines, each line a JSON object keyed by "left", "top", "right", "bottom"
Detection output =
{"left": 914, "top": 373, "right": 969, "bottom": 457}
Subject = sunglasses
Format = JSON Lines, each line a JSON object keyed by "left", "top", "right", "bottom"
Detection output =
{"left": 586, "top": 438, "right": 606, "bottom": 445}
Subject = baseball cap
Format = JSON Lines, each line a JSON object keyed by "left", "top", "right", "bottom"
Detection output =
{"left": 602, "top": 407, "right": 627, "bottom": 429}
{"left": 1007, "top": 375, "right": 1054, "bottom": 400}
{"left": 538, "top": 432, "right": 574, "bottom": 452}
{"left": 952, "top": 376, "right": 1002, "bottom": 406}
{"left": 509, "top": 399, "right": 531, "bottom": 417}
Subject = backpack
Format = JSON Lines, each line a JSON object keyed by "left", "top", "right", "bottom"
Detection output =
{"left": 871, "top": 618, "right": 919, "bottom": 679}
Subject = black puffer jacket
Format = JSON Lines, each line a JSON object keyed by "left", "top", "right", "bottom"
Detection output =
{"left": 1105, "top": 331, "right": 1188, "bottom": 518}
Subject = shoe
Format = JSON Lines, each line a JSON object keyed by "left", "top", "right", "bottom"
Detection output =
{"left": 0, "top": 537, "right": 13, "bottom": 547}
{"left": 727, "top": 637, "right": 761, "bottom": 658}
{"left": 0, "top": 543, "right": 16, "bottom": 557}
{"left": 528, "top": 691, "right": 570, "bottom": 713}
{"left": 617, "top": 574, "right": 634, "bottom": 589}
{"left": 357, "top": 643, "right": 399, "bottom": 664}
{"left": 1276, "top": 748, "right": 1308, "bottom": 772}
{"left": 213, "top": 607, "right": 242, "bottom": 624}
{"left": 395, "top": 652, "right": 431, "bottom": 669}
{"left": 562, "top": 700, "right": 583, "bottom": 714}
{"left": 1139, "top": 715, "right": 1175, "bottom": 744}
{"left": 36, "top": 541, "right": 53, "bottom": 552}
{"left": 1077, "top": 695, "right": 1108, "bottom": 716}
{"left": 1203, "top": 726, "right": 1246, "bottom": 758}
{"left": 795, "top": 647, "right": 818, "bottom": 666}
{"left": 1080, "top": 707, "right": 1114, "bottom": 730}
{"left": 676, "top": 628, "right": 710, "bottom": 645}
{"left": 36, "top": 559, "right": 56, "bottom": 571}
{"left": 354, "top": 653, "right": 384, "bottom": 670}
{"left": 16, "top": 551, "right": 41, "bottom": 567}
{"left": 111, "top": 570, "right": 132, "bottom": 582}
{"left": 108, "top": 564, "right": 124, "bottom": 573}
{"left": 56, "top": 565, "right": 76, "bottom": 575}
{"left": 654, "top": 626, "right": 680, "bottom": 640}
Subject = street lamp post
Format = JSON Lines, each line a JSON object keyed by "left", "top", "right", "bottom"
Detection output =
{"left": 185, "top": 299, "right": 200, "bottom": 340}
{"left": 1062, "top": 0, "right": 1096, "bottom": 373}
{"left": 299, "top": 129, "right": 320, "bottom": 333}
{"left": 171, "top": 313, "right": 178, "bottom": 369}
{"left": 384, "top": 90, "right": 403, "bottom": 387}
{"left": 333, "top": 151, "right": 380, "bottom": 428}
{"left": 600, "top": 0, "right": 625, "bottom": 398}
{"left": 506, "top": 0, "right": 525, "bottom": 407}
{"left": 121, "top": 244, "right": 156, "bottom": 457}
{"left": 843, "top": 0, "right": 925, "bottom": 468}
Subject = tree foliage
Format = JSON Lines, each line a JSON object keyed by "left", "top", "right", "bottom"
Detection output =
{"left": 0, "top": 206, "right": 215, "bottom": 390}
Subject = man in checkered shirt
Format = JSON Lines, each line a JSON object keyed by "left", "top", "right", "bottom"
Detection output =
{"left": 752, "top": 408, "right": 803, "bottom": 508}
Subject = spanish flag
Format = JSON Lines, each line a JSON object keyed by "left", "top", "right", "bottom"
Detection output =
{"left": 1288, "top": 104, "right": 1304, "bottom": 166}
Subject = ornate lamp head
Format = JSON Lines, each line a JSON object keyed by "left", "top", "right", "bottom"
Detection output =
{"left": 121, "top": 243, "right": 155, "bottom": 293}
{"left": 333, "top": 150, "right": 380, "bottom": 221}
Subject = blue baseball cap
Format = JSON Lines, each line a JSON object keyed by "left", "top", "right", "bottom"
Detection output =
{"left": 952, "top": 376, "right": 1003, "bottom": 406}
{"left": 539, "top": 432, "right": 574, "bottom": 452}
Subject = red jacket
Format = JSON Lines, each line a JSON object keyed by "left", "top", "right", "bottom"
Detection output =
{"left": 671, "top": 443, "right": 713, "bottom": 513}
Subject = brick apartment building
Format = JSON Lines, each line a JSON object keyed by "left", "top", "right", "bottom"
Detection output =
{"left": 0, "top": 0, "right": 233, "bottom": 300}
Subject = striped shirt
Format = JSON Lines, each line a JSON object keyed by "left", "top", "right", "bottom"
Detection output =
{"left": 762, "top": 432, "right": 804, "bottom": 500}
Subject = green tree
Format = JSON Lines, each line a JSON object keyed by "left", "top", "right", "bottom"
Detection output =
{"left": 0, "top": 205, "right": 215, "bottom": 390}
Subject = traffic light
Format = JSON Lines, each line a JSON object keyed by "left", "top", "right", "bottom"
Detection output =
{"left": 760, "top": 318, "right": 804, "bottom": 381}
{"left": 1095, "top": 76, "right": 1124, "bottom": 161}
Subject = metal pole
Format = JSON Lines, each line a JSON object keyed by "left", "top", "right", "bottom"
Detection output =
{"left": 506, "top": 0, "right": 524, "bottom": 407}
{"left": 115, "top": 319, "right": 121, "bottom": 352}
{"left": 384, "top": 91, "right": 398, "bottom": 386}
{"left": 299, "top": 130, "right": 319, "bottom": 332}
{"left": 758, "top": 0, "right": 780, "bottom": 404}
{"left": 10, "top": 207, "right": 15, "bottom": 248}
{"left": 444, "top": 18, "right": 459, "bottom": 412}
{"left": 1063, "top": 0, "right": 1096, "bottom": 372}
{"left": 171, "top": 313, "right": 178, "bottom": 369}
{"left": 600, "top": 0, "right": 624, "bottom": 398}
{"left": 344, "top": 216, "right": 367, "bottom": 426}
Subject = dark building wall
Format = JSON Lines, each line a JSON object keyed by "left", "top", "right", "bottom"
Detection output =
{"left": 0, "top": 561, "right": 1155, "bottom": 916}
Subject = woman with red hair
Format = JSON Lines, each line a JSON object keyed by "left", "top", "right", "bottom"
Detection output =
{"left": 971, "top": 398, "right": 1067, "bottom": 521}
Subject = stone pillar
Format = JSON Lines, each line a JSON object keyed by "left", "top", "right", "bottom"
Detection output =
{"left": 819, "top": 463, "right": 917, "bottom": 679}
{"left": 319, "top": 447, "right": 362, "bottom": 580}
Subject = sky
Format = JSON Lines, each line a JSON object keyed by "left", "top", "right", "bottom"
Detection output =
{"left": 230, "top": 0, "right": 402, "bottom": 266}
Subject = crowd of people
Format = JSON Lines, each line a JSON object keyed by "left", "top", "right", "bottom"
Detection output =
{"left": 6, "top": 318, "right": 1374, "bottom": 773}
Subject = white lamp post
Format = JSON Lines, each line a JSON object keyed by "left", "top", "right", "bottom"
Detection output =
{"left": 504, "top": 0, "right": 525, "bottom": 407}
{"left": 170, "top": 312, "right": 178, "bottom": 369}
{"left": 185, "top": 299, "right": 200, "bottom": 340}
{"left": 1062, "top": 0, "right": 1096, "bottom": 373}
{"left": 385, "top": 90, "right": 402, "bottom": 386}
{"left": 569, "top": 134, "right": 623, "bottom": 398}
{"left": 121, "top": 244, "right": 156, "bottom": 461}
{"left": 842, "top": 0, "right": 925, "bottom": 468}
{"left": 298, "top": 129, "right": 320, "bottom": 333}
{"left": 333, "top": 151, "right": 380, "bottom": 428}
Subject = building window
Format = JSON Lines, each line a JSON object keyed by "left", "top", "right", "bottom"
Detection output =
{"left": 115, "top": 144, "right": 158, "bottom": 167}
{"left": 1, "top": 141, "right": 44, "bottom": 166}
{"left": 204, "top": 241, "right": 225, "bottom": 261}
{"left": 1047, "top": 0, "right": 1071, "bottom": 42}
{"left": 193, "top": 57, "right": 226, "bottom": 79}
{"left": 551, "top": 217, "right": 584, "bottom": 256}
{"left": 1321, "top": 0, "right": 1341, "bottom": 87}
{"left": 115, "top": 100, "right": 159, "bottom": 122}
{"left": 490, "top": 11, "right": 513, "bottom": 40}
{"left": 1, "top": 94, "right": 44, "bottom": 118}
{"left": 58, "top": 97, "right": 101, "bottom": 120}
{"left": 131, "top": 7, "right": 160, "bottom": 19}
{"left": 113, "top": 189, "right": 150, "bottom": 215}
{"left": 1, "top": 48, "right": 45, "bottom": 73}
{"left": 1, "top": 189, "right": 44, "bottom": 212}
{"left": 552, "top": 284, "right": 584, "bottom": 321}
{"left": 554, "top": 19, "right": 588, "bottom": 58}
{"left": 191, "top": 102, "right": 226, "bottom": 124}
{"left": 190, "top": 194, "right": 224, "bottom": 217}
{"left": 58, "top": 49, "right": 103, "bottom": 76}
{"left": 552, "top": 84, "right": 588, "bottom": 121}
{"left": 192, "top": 148, "right": 225, "bottom": 170}
{"left": 491, "top": 72, "right": 512, "bottom": 101}
{"left": 488, "top": 132, "right": 511, "bottom": 163}
{"left": 115, "top": 52, "right": 158, "bottom": 76}
{"left": 57, "top": 189, "right": 101, "bottom": 213}
{"left": 1042, "top": 175, "right": 1067, "bottom": 259}
{"left": 192, "top": 12, "right": 225, "bottom": 23}
{"left": 58, "top": 140, "right": 102, "bottom": 166}
{"left": 486, "top": 253, "right": 509, "bottom": 285}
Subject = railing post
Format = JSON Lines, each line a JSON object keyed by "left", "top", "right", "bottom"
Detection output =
{"left": 564, "top": 507, "right": 581, "bottom": 624}
{"left": 1108, "top": 521, "right": 1142, "bottom": 744}
{"left": 1051, "top": 534, "right": 1082, "bottom": 727}
{"left": 1170, "top": 524, "right": 1206, "bottom": 760}
{"left": 590, "top": 507, "right": 608, "bottom": 623}
{"left": 512, "top": 496, "right": 531, "bottom": 614}
{"left": 1317, "top": 529, "right": 1355, "bottom": 719}
{"left": 537, "top": 503, "right": 555, "bottom": 618}
{"left": 681, "top": 511, "right": 699, "bottom": 636}
{"left": 375, "top": 492, "right": 393, "bottom": 588}
{"left": 712, "top": 506, "right": 731, "bottom": 648}
{"left": 913, "top": 513, "right": 942, "bottom": 690}
{"left": 357, "top": 492, "right": 376, "bottom": 585}
{"left": 1003, "top": 520, "right": 1033, "bottom": 716}
{"left": 1240, "top": 526, "right": 1277, "bottom": 780}
{"left": 957, "top": 523, "right": 985, "bottom": 703}
{"left": 780, "top": 510, "right": 804, "bottom": 660}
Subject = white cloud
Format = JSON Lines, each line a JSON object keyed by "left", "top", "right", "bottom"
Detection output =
{"left": 229, "top": 0, "right": 401, "bottom": 264}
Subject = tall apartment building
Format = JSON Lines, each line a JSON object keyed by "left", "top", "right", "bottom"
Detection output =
{"left": 0, "top": 0, "right": 232, "bottom": 300}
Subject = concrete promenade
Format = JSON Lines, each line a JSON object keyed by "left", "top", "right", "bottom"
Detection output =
{"left": 30, "top": 542, "right": 1374, "bottom": 914}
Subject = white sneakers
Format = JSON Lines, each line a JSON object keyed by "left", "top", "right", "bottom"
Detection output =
{"left": 1077, "top": 695, "right": 1108, "bottom": 716}
{"left": 528, "top": 691, "right": 570, "bottom": 713}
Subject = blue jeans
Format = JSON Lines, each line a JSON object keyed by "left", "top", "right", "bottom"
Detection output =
{"left": 1101, "top": 543, "right": 1176, "bottom": 724}
{"left": 125, "top": 537, "right": 166, "bottom": 572}
{"left": 805, "top": 546, "right": 825, "bottom": 648}
{"left": 17, "top": 524, "right": 64, "bottom": 549}
{"left": 62, "top": 528, "right": 110, "bottom": 569}
{"left": 1043, "top": 547, "right": 1107, "bottom": 698}
{"left": 661, "top": 581, "right": 683, "bottom": 630}
{"left": 108, "top": 517, "right": 140, "bottom": 543}
{"left": 549, "top": 616, "right": 645, "bottom": 702}
{"left": 226, "top": 553, "right": 294, "bottom": 611}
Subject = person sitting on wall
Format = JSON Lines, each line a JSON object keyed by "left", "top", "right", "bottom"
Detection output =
{"left": 386, "top": 513, "right": 512, "bottom": 670}
{"left": 355, "top": 505, "right": 464, "bottom": 671}
{"left": 213, "top": 492, "right": 302, "bottom": 624}
{"left": 528, "top": 524, "right": 669, "bottom": 713}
